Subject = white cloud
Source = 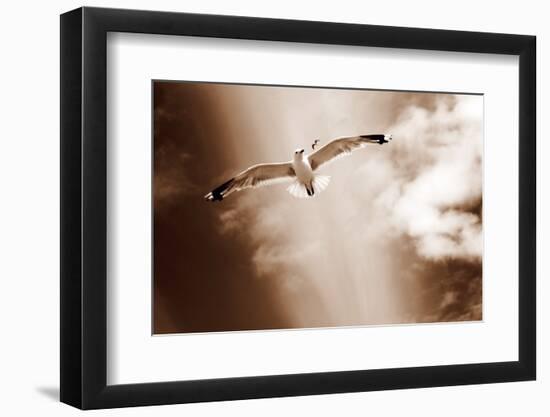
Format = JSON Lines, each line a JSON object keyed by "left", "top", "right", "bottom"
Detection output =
{"left": 374, "top": 95, "right": 483, "bottom": 261}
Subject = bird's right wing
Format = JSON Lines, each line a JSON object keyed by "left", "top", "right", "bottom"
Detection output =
{"left": 308, "top": 134, "right": 391, "bottom": 171}
{"left": 205, "top": 162, "right": 295, "bottom": 201}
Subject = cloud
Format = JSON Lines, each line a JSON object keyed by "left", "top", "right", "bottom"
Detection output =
{"left": 253, "top": 240, "right": 322, "bottom": 277}
{"left": 373, "top": 96, "right": 483, "bottom": 261}
{"left": 154, "top": 148, "right": 197, "bottom": 209}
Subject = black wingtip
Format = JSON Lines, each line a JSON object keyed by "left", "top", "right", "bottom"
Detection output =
{"left": 205, "top": 192, "right": 223, "bottom": 202}
{"left": 360, "top": 134, "right": 391, "bottom": 144}
{"left": 204, "top": 178, "right": 234, "bottom": 202}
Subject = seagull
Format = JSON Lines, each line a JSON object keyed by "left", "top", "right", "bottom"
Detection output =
{"left": 204, "top": 134, "right": 392, "bottom": 201}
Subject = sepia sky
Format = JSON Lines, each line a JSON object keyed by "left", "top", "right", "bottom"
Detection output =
{"left": 153, "top": 81, "right": 483, "bottom": 334}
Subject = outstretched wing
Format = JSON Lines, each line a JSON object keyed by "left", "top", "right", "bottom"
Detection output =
{"left": 205, "top": 162, "right": 295, "bottom": 201}
{"left": 308, "top": 134, "right": 391, "bottom": 171}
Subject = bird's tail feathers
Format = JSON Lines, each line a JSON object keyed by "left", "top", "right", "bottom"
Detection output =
{"left": 286, "top": 175, "right": 331, "bottom": 199}
{"left": 312, "top": 175, "right": 331, "bottom": 194}
{"left": 286, "top": 181, "right": 310, "bottom": 198}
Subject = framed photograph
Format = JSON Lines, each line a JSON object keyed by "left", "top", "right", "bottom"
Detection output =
{"left": 60, "top": 6, "right": 536, "bottom": 409}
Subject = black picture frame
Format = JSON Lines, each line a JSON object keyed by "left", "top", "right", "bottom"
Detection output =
{"left": 60, "top": 6, "right": 536, "bottom": 410}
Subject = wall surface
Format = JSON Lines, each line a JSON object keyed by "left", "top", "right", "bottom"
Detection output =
{"left": 0, "top": 0, "right": 545, "bottom": 415}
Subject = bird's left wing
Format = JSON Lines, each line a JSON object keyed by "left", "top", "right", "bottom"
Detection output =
{"left": 308, "top": 134, "right": 391, "bottom": 171}
{"left": 205, "top": 162, "right": 295, "bottom": 201}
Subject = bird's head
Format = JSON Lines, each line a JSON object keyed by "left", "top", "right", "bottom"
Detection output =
{"left": 293, "top": 148, "right": 305, "bottom": 159}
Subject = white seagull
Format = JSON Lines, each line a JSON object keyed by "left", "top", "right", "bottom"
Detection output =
{"left": 205, "top": 134, "right": 392, "bottom": 201}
